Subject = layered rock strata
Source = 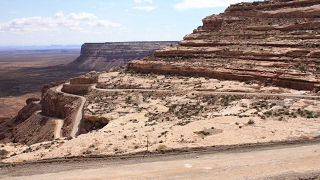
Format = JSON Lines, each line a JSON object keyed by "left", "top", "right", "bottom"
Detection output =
{"left": 69, "top": 42, "right": 177, "bottom": 71}
{"left": 0, "top": 98, "right": 42, "bottom": 143}
{"left": 41, "top": 86, "right": 81, "bottom": 137}
{"left": 127, "top": 0, "right": 320, "bottom": 90}
{"left": 62, "top": 71, "right": 98, "bottom": 95}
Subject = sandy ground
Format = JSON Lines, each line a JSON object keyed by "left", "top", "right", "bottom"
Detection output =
{"left": 1, "top": 142, "right": 320, "bottom": 180}
{"left": 1, "top": 72, "right": 319, "bottom": 164}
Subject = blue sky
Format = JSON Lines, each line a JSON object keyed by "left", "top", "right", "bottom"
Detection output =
{"left": 0, "top": 0, "right": 254, "bottom": 46}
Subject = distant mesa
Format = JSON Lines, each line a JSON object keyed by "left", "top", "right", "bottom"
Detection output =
{"left": 68, "top": 41, "right": 178, "bottom": 71}
{"left": 127, "top": 0, "right": 320, "bottom": 91}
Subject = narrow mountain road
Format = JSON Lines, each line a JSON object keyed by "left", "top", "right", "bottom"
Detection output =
{"left": 94, "top": 85, "right": 320, "bottom": 99}
{"left": 1, "top": 141, "right": 320, "bottom": 180}
{"left": 47, "top": 84, "right": 319, "bottom": 139}
{"left": 34, "top": 111, "right": 63, "bottom": 139}
{"left": 54, "top": 119, "right": 63, "bottom": 138}
{"left": 54, "top": 84, "right": 86, "bottom": 137}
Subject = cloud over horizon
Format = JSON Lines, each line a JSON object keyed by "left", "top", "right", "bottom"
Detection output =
{"left": 133, "top": 6, "right": 157, "bottom": 11}
{"left": 0, "top": 11, "right": 122, "bottom": 34}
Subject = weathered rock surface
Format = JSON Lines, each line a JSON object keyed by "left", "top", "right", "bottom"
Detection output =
{"left": 26, "top": 98, "right": 40, "bottom": 105}
{"left": 69, "top": 71, "right": 98, "bottom": 84}
{"left": 69, "top": 42, "right": 178, "bottom": 71}
{"left": 0, "top": 101, "right": 41, "bottom": 143}
{"left": 62, "top": 71, "right": 98, "bottom": 95}
{"left": 127, "top": 0, "right": 320, "bottom": 90}
{"left": 80, "top": 115, "right": 109, "bottom": 134}
{"left": 41, "top": 86, "right": 81, "bottom": 137}
{"left": 12, "top": 112, "right": 55, "bottom": 144}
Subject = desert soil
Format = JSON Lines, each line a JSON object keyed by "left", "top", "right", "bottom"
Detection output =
{"left": 1, "top": 71, "right": 320, "bottom": 164}
{"left": 1, "top": 141, "right": 320, "bottom": 180}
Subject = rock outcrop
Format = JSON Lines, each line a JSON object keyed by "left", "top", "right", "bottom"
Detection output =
{"left": 12, "top": 112, "right": 55, "bottom": 144}
{"left": 69, "top": 42, "right": 178, "bottom": 71}
{"left": 0, "top": 100, "right": 42, "bottom": 143}
{"left": 41, "top": 84, "right": 82, "bottom": 137}
{"left": 62, "top": 71, "right": 98, "bottom": 95}
{"left": 127, "top": 0, "right": 320, "bottom": 90}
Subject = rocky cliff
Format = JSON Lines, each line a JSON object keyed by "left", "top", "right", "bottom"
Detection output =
{"left": 127, "top": 0, "right": 320, "bottom": 91}
{"left": 69, "top": 42, "right": 177, "bottom": 71}
{"left": 0, "top": 98, "right": 42, "bottom": 143}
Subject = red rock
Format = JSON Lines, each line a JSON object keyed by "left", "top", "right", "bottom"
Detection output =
{"left": 127, "top": 0, "right": 320, "bottom": 90}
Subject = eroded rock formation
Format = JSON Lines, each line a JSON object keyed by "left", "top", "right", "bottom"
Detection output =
{"left": 69, "top": 42, "right": 178, "bottom": 71}
{"left": 0, "top": 100, "right": 42, "bottom": 143}
{"left": 62, "top": 71, "right": 98, "bottom": 95}
{"left": 127, "top": 0, "right": 320, "bottom": 90}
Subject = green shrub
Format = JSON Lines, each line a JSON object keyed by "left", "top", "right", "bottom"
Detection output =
{"left": 248, "top": 119, "right": 255, "bottom": 125}
{"left": 66, "top": 136, "right": 73, "bottom": 140}
{"left": 158, "top": 144, "right": 167, "bottom": 150}
{"left": 195, "top": 131, "right": 210, "bottom": 136}
{"left": 0, "top": 149, "right": 8, "bottom": 156}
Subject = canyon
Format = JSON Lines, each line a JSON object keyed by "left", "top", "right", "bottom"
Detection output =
{"left": 127, "top": 0, "right": 320, "bottom": 91}
{"left": 68, "top": 42, "right": 178, "bottom": 71}
{"left": 1, "top": 1, "right": 320, "bottom": 179}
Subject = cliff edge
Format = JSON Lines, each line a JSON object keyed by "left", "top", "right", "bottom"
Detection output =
{"left": 69, "top": 42, "right": 177, "bottom": 71}
{"left": 127, "top": 0, "right": 320, "bottom": 90}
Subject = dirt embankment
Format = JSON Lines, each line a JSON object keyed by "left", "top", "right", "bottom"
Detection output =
{"left": 1, "top": 139, "right": 320, "bottom": 180}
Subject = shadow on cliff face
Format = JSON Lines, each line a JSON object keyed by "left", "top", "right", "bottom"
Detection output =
{"left": 0, "top": 65, "right": 88, "bottom": 97}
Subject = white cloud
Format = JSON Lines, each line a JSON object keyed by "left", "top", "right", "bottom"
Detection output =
{"left": 69, "top": 27, "right": 84, "bottom": 31}
{"left": 0, "top": 12, "right": 122, "bottom": 34}
{"left": 133, "top": 6, "right": 157, "bottom": 11}
{"left": 78, "top": 30, "right": 112, "bottom": 35}
{"left": 66, "top": 12, "right": 97, "bottom": 21}
{"left": 86, "top": 20, "right": 121, "bottom": 28}
{"left": 134, "top": 0, "right": 153, "bottom": 3}
{"left": 173, "top": 0, "right": 250, "bottom": 11}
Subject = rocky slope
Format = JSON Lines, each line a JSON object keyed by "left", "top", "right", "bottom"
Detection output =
{"left": 0, "top": 98, "right": 42, "bottom": 143}
{"left": 69, "top": 42, "right": 177, "bottom": 71}
{"left": 127, "top": 0, "right": 320, "bottom": 91}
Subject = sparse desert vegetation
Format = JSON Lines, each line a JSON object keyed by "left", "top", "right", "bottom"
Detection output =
{"left": 1, "top": 70, "right": 319, "bottom": 163}
{"left": 1, "top": 0, "right": 320, "bottom": 178}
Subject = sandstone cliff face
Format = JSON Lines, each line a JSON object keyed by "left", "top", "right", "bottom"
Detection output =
{"left": 62, "top": 71, "right": 98, "bottom": 95}
{"left": 68, "top": 42, "right": 177, "bottom": 71}
{"left": 41, "top": 87, "right": 81, "bottom": 137}
{"left": 127, "top": 0, "right": 320, "bottom": 90}
{"left": 12, "top": 112, "right": 55, "bottom": 144}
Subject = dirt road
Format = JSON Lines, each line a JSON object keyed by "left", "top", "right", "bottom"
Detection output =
{"left": 49, "top": 84, "right": 319, "bottom": 139}
{"left": 55, "top": 84, "right": 86, "bottom": 137}
{"left": 93, "top": 85, "right": 320, "bottom": 99}
{"left": 1, "top": 142, "right": 320, "bottom": 180}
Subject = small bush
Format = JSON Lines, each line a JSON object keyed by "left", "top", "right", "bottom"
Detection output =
{"left": 0, "top": 149, "right": 8, "bottom": 156}
{"left": 158, "top": 144, "right": 167, "bottom": 150}
{"left": 195, "top": 131, "right": 210, "bottom": 136}
{"left": 83, "top": 150, "right": 92, "bottom": 155}
{"left": 248, "top": 119, "right": 255, "bottom": 125}
{"left": 66, "top": 136, "right": 73, "bottom": 140}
